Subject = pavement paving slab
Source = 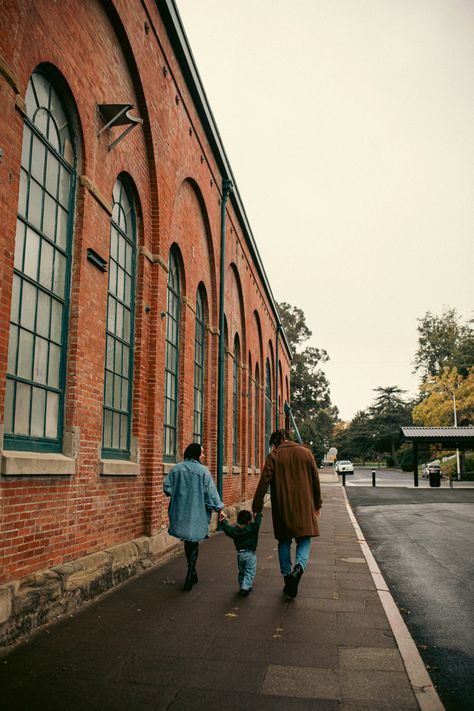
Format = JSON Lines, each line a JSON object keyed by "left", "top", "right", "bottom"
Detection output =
{"left": 0, "top": 485, "right": 431, "bottom": 710}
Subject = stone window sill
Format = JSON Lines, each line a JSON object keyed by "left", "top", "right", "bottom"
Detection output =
{"left": 100, "top": 459, "right": 139, "bottom": 476}
{"left": 1, "top": 450, "right": 75, "bottom": 477}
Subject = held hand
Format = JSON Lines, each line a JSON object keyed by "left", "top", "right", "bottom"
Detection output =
{"left": 315, "top": 509, "right": 321, "bottom": 518}
{"left": 219, "top": 510, "right": 227, "bottom": 521}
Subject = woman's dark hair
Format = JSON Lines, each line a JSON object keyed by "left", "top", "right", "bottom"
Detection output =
{"left": 237, "top": 510, "right": 252, "bottom": 525}
{"left": 184, "top": 443, "right": 202, "bottom": 461}
{"left": 269, "top": 429, "right": 292, "bottom": 448}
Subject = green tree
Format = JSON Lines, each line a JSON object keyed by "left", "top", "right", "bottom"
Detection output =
{"left": 279, "top": 302, "right": 333, "bottom": 422}
{"left": 347, "top": 410, "right": 374, "bottom": 463}
{"left": 278, "top": 301, "right": 337, "bottom": 438}
{"left": 414, "top": 307, "right": 474, "bottom": 380}
{"left": 369, "top": 386, "right": 413, "bottom": 463}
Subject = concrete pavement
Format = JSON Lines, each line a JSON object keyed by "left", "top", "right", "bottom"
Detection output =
{"left": 0, "top": 482, "right": 442, "bottom": 710}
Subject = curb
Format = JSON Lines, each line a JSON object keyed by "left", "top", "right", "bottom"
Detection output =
{"left": 341, "top": 487, "right": 445, "bottom": 711}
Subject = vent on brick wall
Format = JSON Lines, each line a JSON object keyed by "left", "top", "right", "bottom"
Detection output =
{"left": 97, "top": 104, "right": 143, "bottom": 151}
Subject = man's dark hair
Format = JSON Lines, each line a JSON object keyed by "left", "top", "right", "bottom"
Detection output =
{"left": 237, "top": 509, "right": 252, "bottom": 525}
{"left": 269, "top": 429, "right": 292, "bottom": 448}
{"left": 184, "top": 443, "right": 202, "bottom": 461}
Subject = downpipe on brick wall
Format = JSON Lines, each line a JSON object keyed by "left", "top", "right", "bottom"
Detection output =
{"left": 217, "top": 178, "right": 233, "bottom": 501}
{"left": 275, "top": 323, "right": 282, "bottom": 430}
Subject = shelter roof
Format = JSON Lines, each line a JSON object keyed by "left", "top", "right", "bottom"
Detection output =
{"left": 400, "top": 426, "right": 474, "bottom": 448}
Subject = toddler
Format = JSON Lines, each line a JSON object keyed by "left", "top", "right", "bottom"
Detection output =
{"left": 220, "top": 509, "right": 262, "bottom": 596}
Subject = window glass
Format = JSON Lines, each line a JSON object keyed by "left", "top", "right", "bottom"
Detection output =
{"left": 4, "top": 69, "right": 75, "bottom": 450}
{"left": 232, "top": 336, "right": 240, "bottom": 465}
{"left": 163, "top": 250, "right": 180, "bottom": 459}
{"left": 102, "top": 178, "right": 136, "bottom": 457}
{"left": 193, "top": 287, "right": 206, "bottom": 443}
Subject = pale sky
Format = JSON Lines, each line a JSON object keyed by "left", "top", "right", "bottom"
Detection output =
{"left": 176, "top": 0, "right": 474, "bottom": 421}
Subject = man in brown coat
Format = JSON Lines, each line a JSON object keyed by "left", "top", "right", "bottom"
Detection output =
{"left": 252, "top": 429, "right": 322, "bottom": 598}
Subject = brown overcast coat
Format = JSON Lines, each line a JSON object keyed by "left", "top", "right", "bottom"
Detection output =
{"left": 252, "top": 440, "right": 322, "bottom": 540}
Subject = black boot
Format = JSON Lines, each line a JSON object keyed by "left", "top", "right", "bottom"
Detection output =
{"left": 286, "top": 563, "right": 304, "bottom": 598}
{"left": 283, "top": 575, "right": 292, "bottom": 596}
{"left": 183, "top": 541, "right": 199, "bottom": 591}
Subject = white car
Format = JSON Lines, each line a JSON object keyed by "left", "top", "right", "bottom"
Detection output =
{"left": 336, "top": 460, "right": 354, "bottom": 474}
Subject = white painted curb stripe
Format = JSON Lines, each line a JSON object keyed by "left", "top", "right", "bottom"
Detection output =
{"left": 342, "top": 487, "right": 445, "bottom": 711}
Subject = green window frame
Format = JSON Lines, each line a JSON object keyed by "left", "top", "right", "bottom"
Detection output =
{"left": 232, "top": 335, "right": 240, "bottom": 466}
{"left": 247, "top": 355, "right": 252, "bottom": 468}
{"left": 102, "top": 178, "right": 136, "bottom": 458}
{"left": 193, "top": 286, "right": 206, "bottom": 444}
{"left": 254, "top": 364, "right": 260, "bottom": 467}
{"left": 4, "top": 70, "right": 76, "bottom": 452}
{"left": 265, "top": 359, "right": 272, "bottom": 455}
{"left": 163, "top": 249, "right": 180, "bottom": 460}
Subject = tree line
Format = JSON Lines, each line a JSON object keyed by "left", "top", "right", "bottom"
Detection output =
{"left": 279, "top": 303, "right": 474, "bottom": 470}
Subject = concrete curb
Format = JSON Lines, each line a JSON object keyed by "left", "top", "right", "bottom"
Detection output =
{"left": 342, "top": 487, "right": 445, "bottom": 711}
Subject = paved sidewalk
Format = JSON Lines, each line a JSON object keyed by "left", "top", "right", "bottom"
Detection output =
{"left": 0, "top": 485, "right": 435, "bottom": 710}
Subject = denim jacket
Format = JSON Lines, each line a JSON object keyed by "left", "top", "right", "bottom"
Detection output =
{"left": 164, "top": 459, "right": 224, "bottom": 542}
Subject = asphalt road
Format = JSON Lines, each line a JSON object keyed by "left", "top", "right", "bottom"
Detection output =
{"left": 346, "top": 483, "right": 474, "bottom": 711}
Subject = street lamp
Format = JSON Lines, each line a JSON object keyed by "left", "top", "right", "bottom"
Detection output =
{"left": 452, "top": 391, "right": 461, "bottom": 480}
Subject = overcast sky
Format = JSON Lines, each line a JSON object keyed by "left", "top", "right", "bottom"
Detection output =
{"left": 176, "top": 0, "right": 474, "bottom": 421}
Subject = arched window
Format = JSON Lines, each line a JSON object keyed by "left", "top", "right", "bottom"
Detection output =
{"left": 247, "top": 353, "right": 252, "bottom": 468}
{"left": 102, "top": 178, "right": 136, "bottom": 456}
{"left": 265, "top": 359, "right": 272, "bottom": 455}
{"left": 223, "top": 319, "right": 229, "bottom": 465}
{"left": 4, "top": 70, "right": 76, "bottom": 451}
{"left": 254, "top": 364, "right": 260, "bottom": 467}
{"left": 164, "top": 249, "right": 180, "bottom": 459}
{"left": 232, "top": 335, "right": 240, "bottom": 466}
{"left": 193, "top": 286, "right": 206, "bottom": 444}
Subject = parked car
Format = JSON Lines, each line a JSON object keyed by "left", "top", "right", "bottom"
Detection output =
{"left": 335, "top": 460, "right": 354, "bottom": 474}
{"left": 421, "top": 463, "right": 441, "bottom": 479}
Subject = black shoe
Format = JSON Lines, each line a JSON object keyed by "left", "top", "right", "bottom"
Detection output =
{"left": 286, "top": 564, "right": 304, "bottom": 598}
{"left": 239, "top": 588, "right": 250, "bottom": 596}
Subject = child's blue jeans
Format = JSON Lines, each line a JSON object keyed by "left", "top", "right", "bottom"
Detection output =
{"left": 277, "top": 537, "right": 311, "bottom": 575}
{"left": 237, "top": 549, "right": 257, "bottom": 591}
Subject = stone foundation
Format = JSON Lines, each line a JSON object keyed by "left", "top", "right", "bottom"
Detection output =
{"left": 0, "top": 503, "right": 258, "bottom": 648}
{"left": 0, "top": 527, "right": 181, "bottom": 648}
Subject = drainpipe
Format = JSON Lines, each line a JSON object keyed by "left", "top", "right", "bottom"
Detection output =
{"left": 217, "top": 178, "right": 233, "bottom": 499}
{"left": 284, "top": 402, "right": 302, "bottom": 444}
{"left": 275, "top": 323, "right": 282, "bottom": 429}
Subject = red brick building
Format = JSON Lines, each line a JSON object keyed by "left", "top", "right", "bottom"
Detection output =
{"left": 0, "top": 0, "right": 291, "bottom": 643}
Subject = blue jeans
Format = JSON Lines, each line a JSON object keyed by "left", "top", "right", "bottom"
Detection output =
{"left": 278, "top": 537, "right": 312, "bottom": 576}
{"left": 237, "top": 549, "right": 257, "bottom": 590}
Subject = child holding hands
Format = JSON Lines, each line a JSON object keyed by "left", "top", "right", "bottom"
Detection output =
{"left": 219, "top": 509, "right": 262, "bottom": 596}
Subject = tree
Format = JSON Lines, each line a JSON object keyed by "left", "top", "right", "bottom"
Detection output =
{"left": 369, "top": 386, "right": 413, "bottom": 463}
{"left": 414, "top": 307, "right": 474, "bottom": 380}
{"left": 412, "top": 367, "right": 474, "bottom": 427}
{"left": 279, "top": 302, "right": 334, "bottom": 423}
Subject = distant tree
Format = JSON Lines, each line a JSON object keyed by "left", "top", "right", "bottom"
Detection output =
{"left": 279, "top": 302, "right": 336, "bottom": 424}
{"left": 369, "top": 386, "right": 413, "bottom": 463}
{"left": 347, "top": 410, "right": 374, "bottom": 463}
{"left": 414, "top": 308, "right": 474, "bottom": 380}
{"left": 332, "top": 421, "right": 351, "bottom": 460}
{"left": 413, "top": 367, "right": 474, "bottom": 426}
{"left": 300, "top": 407, "right": 338, "bottom": 462}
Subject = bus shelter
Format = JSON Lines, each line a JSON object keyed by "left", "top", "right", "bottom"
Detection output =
{"left": 400, "top": 426, "right": 474, "bottom": 486}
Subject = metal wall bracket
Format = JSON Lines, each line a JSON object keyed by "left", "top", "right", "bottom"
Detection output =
{"left": 97, "top": 104, "right": 143, "bottom": 151}
{"left": 87, "top": 247, "right": 107, "bottom": 272}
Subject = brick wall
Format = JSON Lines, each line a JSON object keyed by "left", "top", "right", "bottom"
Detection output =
{"left": 0, "top": 0, "right": 291, "bottom": 593}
